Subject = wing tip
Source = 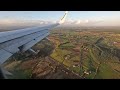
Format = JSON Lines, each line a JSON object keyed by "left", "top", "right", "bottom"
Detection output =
{"left": 59, "top": 11, "right": 68, "bottom": 24}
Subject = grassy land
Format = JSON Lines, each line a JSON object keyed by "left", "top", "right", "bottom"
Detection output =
{"left": 50, "top": 28, "right": 120, "bottom": 79}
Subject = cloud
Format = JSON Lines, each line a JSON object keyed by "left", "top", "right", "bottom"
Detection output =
{"left": 75, "top": 20, "right": 81, "bottom": 24}
{"left": 0, "top": 18, "right": 54, "bottom": 26}
{"left": 0, "top": 18, "right": 104, "bottom": 27}
{"left": 85, "top": 20, "right": 89, "bottom": 23}
{"left": 64, "top": 19, "right": 103, "bottom": 26}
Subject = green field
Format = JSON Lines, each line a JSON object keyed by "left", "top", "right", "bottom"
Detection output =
{"left": 50, "top": 27, "right": 120, "bottom": 79}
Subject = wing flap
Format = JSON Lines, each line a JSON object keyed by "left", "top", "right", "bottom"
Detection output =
{"left": 0, "top": 30, "right": 49, "bottom": 64}
{"left": 0, "top": 49, "right": 13, "bottom": 64}
{"left": 21, "top": 32, "right": 49, "bottom": 52}
{"left": 0, "top": 29, "right": 49, "bottom": 50}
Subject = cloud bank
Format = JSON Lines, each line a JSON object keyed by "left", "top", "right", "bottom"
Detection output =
{"left": 0, "top": 18, "right": 119, "bottom": 27}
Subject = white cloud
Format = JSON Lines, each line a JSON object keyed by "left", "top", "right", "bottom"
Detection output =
{"left": 75, "top": 20, "right": 81, "bottom": 24}
{"left": 61, "top": 19, "right": 105, "bottom": 26}
{"left": 85, "top": 20, "right": 89, "bottom": 23}
{"left": 2, "top": 18, "right": 119, "bottom": 27}
{"left": 0, "top": 18, "right": 54, "bottom": 26}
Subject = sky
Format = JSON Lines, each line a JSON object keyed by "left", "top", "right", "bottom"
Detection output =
{"left": 0, "top": 11, "right": 120, "bottom": 26}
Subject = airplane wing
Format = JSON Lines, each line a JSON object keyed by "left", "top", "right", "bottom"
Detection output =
{"left": 0, "top": 11, "right": 68, "bottom": 78}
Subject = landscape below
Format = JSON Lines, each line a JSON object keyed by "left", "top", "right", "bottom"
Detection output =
{"left": 3, "top": 26, "right": 120, "bottom": 79}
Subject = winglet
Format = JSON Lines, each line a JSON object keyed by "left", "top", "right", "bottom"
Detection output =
{"left": 59, "top": 11, "right": 68, "bottom": 24}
